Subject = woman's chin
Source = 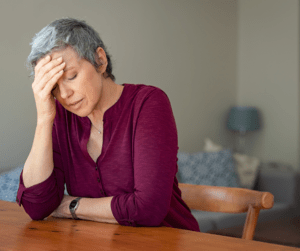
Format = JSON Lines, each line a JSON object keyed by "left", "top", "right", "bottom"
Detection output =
{"left": 72, "top": 110, "right": 88, "bottom": 117}
{"left": 65, "top": 106, "right": 86, "bottom": 117}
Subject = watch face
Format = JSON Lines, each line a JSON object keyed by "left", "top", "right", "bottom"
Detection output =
{"left": 70, "top": 200, "right": 77, "bottom": 209}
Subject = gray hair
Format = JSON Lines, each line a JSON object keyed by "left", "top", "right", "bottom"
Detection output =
{"left": 26, "top": 17, "right": 115, "bottom": 81}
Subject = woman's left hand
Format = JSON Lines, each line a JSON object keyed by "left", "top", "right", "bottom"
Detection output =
{"left": 51, "top": 195, "right": 75, "bottom": 219}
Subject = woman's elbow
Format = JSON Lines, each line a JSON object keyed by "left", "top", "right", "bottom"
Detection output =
{"left": 22, "top": 199, "right": 60, "bottom": 221}
{"left": 26, "top": 208, "right": 51, "bottom": 221}
{"left": 30, "top": 214, "right": 47, "bottom": 221}
{"left": 136, "top": 204, "right": 169, "bottom": 227}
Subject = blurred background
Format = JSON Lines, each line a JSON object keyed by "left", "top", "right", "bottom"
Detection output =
{"left": 0, "top": 0, "right": 299, "bottom": 171}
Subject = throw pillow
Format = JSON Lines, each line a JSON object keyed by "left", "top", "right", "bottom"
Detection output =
{"left": 177, "top": 149, "right": 239, "bottom": 187}
{"left": 203, "top": 138, "right": 223, "bottom": 152}
{"left": 233, "top": 153, "right": 260, "bottom": 189}
{"left": 0, "top": 165, "right": 23, "bottom": 202}
{"left": 203, "top": 138, "right": 260, "bottom": 189}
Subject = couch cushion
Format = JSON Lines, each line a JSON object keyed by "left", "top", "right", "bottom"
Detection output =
{"left": 0, "top": 165, "right": 23, "bottom": 202}
{"left": 177, "top": 149, "right": 239, "bottom": 187}
{"left": 257, "top": 168, "right": 299, "bottom": 205}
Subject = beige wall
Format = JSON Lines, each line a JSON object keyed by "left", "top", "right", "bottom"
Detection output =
{"left": 237, "top": 0, "right": 299, "bottom": 169}
{"left": 0, "top": 0, "right": 237, "bottom": 169}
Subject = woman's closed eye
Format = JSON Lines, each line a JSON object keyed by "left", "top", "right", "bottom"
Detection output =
{"left": 69, "top": 74, "right": 77, "bottom": 80}
{"left": 52, "top": 74, "right": 77, "bottom": 92}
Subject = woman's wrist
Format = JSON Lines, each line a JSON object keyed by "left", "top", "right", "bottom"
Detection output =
{"left": 37, "top": 118, "right": 54, "bottom": 127}
{"left": 51, "top": 195, "right": 75, "bottom": 219}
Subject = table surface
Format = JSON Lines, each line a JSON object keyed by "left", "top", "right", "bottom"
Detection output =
{"left": 0, "top": 200, "right": 299, "bottom": 251}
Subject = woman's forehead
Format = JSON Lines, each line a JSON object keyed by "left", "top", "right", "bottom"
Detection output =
{"left": 50, "top": 47, "right": 82, "bottom": 70}
{"left": 51, "top": 47, "right": 78, "bottom": 62}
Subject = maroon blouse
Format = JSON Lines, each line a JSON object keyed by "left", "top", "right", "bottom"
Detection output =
{"left": 17, "top": 83, "right": 200, "bottom": 232}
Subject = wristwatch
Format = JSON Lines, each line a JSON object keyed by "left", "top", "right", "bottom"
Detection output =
{"left": 69, "top": 197, "right": 82, "bottom": 220}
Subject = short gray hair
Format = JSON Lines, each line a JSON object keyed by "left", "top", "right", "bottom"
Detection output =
{"left": 26, "top": 17, "right": 115, "bottom": 81}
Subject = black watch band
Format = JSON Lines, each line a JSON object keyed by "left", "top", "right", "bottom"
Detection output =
{"left": 69, "top": 197, "right": 82, "bottom": 220}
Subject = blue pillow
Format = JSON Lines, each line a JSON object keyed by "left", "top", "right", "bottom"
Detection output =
{"left": 0, "top": 165, "right": 23, "bottom": 202}
{"left": 177, "top": 149, "right": 239, "bottom": 187}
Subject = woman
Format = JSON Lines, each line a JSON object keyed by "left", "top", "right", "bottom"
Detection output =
{"left": 17, "top": 17, "right": 200, "bottom": 232}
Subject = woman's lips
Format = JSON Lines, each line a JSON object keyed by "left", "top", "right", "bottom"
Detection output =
{"left": 69, "top": 99, "right": 83, "bottom": 108}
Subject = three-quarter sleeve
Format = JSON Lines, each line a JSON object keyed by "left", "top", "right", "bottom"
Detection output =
{"left": 111, "top": 89, "right": 178, "bottom": 227}
{"left": 16, "top": 123, "right": 65, "bottom": 220}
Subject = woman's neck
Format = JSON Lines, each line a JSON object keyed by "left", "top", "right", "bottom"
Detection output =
{"left": 88, "top": 80, "right": 123, "bottom": 127}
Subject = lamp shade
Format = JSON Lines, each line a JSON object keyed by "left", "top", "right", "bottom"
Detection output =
{"left": 227, "top": 106, "right": 260, "bottom": 132}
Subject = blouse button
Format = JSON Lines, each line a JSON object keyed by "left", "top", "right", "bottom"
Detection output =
{"left": 97, "top": 178, "right": 100, "bottom": 183}
{"left": 95, "top": 166, "right": 98, "bottom": 170}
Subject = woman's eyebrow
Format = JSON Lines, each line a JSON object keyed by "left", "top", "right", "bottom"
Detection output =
{"left": 64, "top": 66, "right": 75, "bottom": 72}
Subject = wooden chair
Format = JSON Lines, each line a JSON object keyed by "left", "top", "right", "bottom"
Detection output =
{"left": 178, "top": 183, "right": 274, "bottom": 240}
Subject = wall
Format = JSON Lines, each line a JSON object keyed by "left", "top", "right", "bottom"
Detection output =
{"left": 0, "top": 0, "right": 238, "bottom": 169}
{"left": 237, "top": 0, "right": 299, "bottom": 169}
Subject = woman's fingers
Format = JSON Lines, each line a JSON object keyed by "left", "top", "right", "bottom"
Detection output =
{"left": 33, "top": 56, "right": 64, "bottom": 87}
{"left": 33, "top": 61, "right": 66, "bottom": 101}
{"left": 34, "top": 55, "right": 51, "bottom": 74}
{"left": 41, "top": 68, "right": 64, "bottom": 95}
{"left": 31, "top": 54, "right": 66, "bottom": 123}
{"left": 39, "top": 61, "right": 65, "bottom": 89}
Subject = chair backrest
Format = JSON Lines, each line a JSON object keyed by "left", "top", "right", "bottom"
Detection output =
{"left": 178, "top": 183, "right": 274, "bottom": 240}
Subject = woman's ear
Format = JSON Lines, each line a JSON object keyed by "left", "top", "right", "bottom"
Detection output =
{"left": 95, "top": 47, "right": 108, "bottom": 73}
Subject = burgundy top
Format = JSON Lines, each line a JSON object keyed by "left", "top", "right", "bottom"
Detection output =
{"left": 17, "top": 83, "right": 200, "bottom": 232}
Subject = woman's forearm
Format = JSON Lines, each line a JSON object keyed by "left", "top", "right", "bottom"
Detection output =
{"left": 22, "top": 121, "right": 54, "bottom": 188}
{"left": 77, "top": 196, "right": 118, "bottom": 224}
{"left": 52, "top": 195, "right": 118, "bottom": 224}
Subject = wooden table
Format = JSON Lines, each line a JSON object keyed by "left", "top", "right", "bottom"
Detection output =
{"left": 0, "top": 200, "right": 299, "bottom": 251}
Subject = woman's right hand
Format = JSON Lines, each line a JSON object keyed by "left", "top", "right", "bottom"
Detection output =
{"left": 32, "top": 55, "right": 66, "bottom": 124}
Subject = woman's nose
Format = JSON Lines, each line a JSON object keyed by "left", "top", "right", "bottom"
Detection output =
{"left": 59, "top": 83, "right": 73, "bottom": 99}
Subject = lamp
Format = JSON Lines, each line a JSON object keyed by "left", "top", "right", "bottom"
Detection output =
{"left": 227, "top": 106, "right": 261, "bottom": 153}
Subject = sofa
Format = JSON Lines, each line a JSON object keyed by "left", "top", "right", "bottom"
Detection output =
{"left": 176, "top": 149, "right": 300, "bottom": 233}
{"left": 1, "top": 153, "right": 299, "bottom": 234}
